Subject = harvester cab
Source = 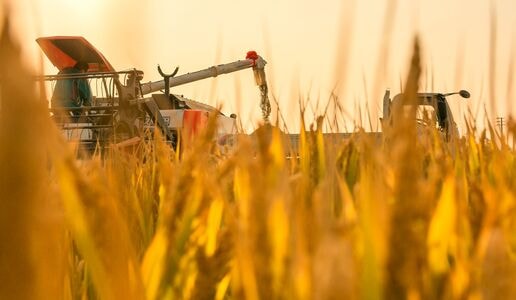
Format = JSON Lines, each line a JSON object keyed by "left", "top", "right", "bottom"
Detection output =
{"left": 382, "top": 89, "right": 470, "bottom": 139}
{"left": 37, "top": 36, "right": 271, "bottom": 151}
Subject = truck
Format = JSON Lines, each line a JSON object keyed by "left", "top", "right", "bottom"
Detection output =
{"left": 382, "top": 89, "right": 470, "bottom": 138}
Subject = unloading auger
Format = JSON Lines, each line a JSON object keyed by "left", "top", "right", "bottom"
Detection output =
{"left": 139, "top": 50, "right": 271, "bottom": 123}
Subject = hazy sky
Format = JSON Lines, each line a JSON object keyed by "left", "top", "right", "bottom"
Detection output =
{"left": 7, "top": 0, "right": 516, "bottom": 132}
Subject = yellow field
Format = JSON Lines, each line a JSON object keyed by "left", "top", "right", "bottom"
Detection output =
{"left": 1, "top": 20, "right": 516, "bottom": 300}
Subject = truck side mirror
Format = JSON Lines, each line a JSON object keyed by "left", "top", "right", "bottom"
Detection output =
{"left": 459, "top": 90, "right": 470, "bottom": 98}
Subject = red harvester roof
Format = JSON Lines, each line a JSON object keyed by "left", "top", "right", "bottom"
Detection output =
{"left": 36, "top": 36, "right": 115, "bottom": 72}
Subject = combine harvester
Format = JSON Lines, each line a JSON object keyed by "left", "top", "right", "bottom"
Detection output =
{"left": 37, "top": 36, "right": 271, "bottom": 152}
{"left": 37, "top": 36, "right": 470, "bottom": 153}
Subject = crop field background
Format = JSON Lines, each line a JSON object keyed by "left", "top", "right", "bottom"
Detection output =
{"left": 1, "top": 7, "right": 516, "bottom": 300}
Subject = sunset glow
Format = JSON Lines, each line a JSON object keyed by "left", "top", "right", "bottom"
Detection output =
{"left": 9, "top": 0, "right": 516, "bottom": 131}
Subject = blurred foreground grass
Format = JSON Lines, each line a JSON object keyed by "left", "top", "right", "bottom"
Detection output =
{"left": 1, "top": 20, "right": 516, "bottom": 300}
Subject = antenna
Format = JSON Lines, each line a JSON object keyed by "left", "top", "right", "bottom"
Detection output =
{"left": 496, "top": 116, "right": 505, "bottom": 135}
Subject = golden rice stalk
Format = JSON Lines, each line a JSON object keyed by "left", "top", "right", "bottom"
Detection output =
{"left": 427, "top": 175, "right": 457, "bottom": 275}
{"left": 0, "top": 18, "right": 68, "bottom": 300}
{"left": 385, "top": 37, "right": 431, "bottom": 300}
{"left": 232, "top": 165, "right": 260, "bottom": 300}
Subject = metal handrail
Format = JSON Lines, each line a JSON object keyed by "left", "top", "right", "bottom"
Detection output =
{"left": 35, "top": 69, "right": 143, "bottom": 81}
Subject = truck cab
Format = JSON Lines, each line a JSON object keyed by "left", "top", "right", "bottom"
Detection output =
{"left": 382, "top": 89, "right": 470, "bottom": 139}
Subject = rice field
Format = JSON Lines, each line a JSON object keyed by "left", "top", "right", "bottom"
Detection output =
{"left": 1, "top": 17, "right": 516, "bottom": 300}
